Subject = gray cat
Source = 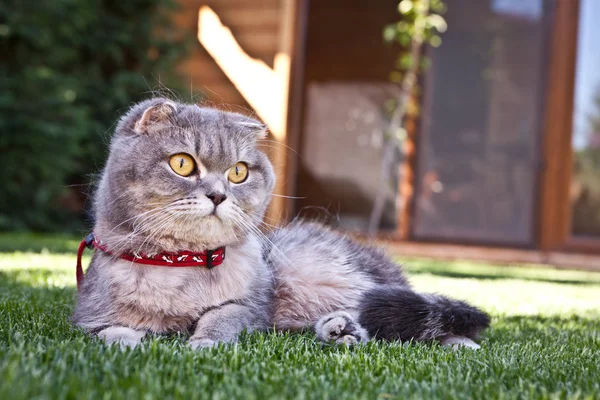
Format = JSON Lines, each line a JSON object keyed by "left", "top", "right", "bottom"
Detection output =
{"left": 73, "top": 98, "right": 489, "bottom": 349}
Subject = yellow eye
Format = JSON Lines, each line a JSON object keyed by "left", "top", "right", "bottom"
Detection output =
{"left": 169, "top": 153, "right": 195, "bottom": 177}
{"left": 228, "top": 162, "right": 249, "bottom": 184}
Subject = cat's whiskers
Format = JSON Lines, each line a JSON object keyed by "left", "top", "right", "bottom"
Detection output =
{"left": 226, "top": 214, "right": 277, "bottom": 284}
{"left": 140, "top": 201, "right": 212, "bottom": 249}
{"left": 102, "top": 190, "right": 133, "bottom": 210}
{"left": 259, "top": 139, "right": 301, "bottom": 157}
{"left": 107, "top": 215, "right": 165, "bottom": 254}
{"left": 255, "top": 144, "right": 298, "bottom": 163}
{"left": 261, "top": 214, "right": 283, "bottom": 226}
{"left": 110, "top": 198, "right": 193, "bottom": 254}
{"left": 233, "top": 221, "right": 295, "bottom": 288}
{"left": 230, "top": 209, "right": 298, "bottom": 274}
{"left": 176, "top": 212, "right": 192, "bottom": 244}
{"left": 133, "top": 211, "right": 180, "bottom": 259}
{"left": 111, "top": 209, "right": 176, "bottom": 254}
{"left": 106, "top": 204, "right": 172, "bottom": 238}
{"left": 271, "top": 194, "right": 306, "bottom": 200}
{"left": 253, "top": 218, "right": 278, "bottom": 231}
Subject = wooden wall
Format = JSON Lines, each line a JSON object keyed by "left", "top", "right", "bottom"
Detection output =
{"left": 301, "top": 0, "right": 400, "bottom": 83}
{"left": 172, "top": 0, "right": 283, "bottom": 110}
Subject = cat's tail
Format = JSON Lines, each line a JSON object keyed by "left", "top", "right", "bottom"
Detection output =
{"left": 357, "top": 287, "right": 490, "bottom": 342}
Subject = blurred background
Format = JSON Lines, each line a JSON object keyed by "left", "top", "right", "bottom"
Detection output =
{"left": 1, "top": 0, "right": 599, "bottom": 268}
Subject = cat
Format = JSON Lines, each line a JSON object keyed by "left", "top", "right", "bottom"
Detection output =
{"left": 73, "top": 98, "right": 490, "bottom": 349}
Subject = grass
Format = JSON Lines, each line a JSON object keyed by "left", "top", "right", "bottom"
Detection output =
{"left": 0, "top": 234, "right": 599, "bottom": 399}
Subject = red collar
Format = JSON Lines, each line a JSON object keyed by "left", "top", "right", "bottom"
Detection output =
{"left": 76, "top": 233, "right": 225, "bottom": 290}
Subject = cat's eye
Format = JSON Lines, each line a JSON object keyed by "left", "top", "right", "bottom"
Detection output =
{"left": 228, "top": 162, "right": 248, "bottom": 184}
{"left": 169, "top": 153, "right": 196, "bottom": 177}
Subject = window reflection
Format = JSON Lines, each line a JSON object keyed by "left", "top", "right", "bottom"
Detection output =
{"left": 298, "top": 83, "right": 402, "bottom": 231}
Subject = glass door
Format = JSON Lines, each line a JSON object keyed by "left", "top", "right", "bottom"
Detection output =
{"left": 412, "top": 0, "right": 552, "bottom": 246}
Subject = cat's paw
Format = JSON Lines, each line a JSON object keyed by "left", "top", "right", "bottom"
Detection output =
{"left": 440, "top": 335, "right": 481, "bottom": 350}
{"left": 97, "top": 326, "right": 146, "bottom": 349}
{"left": 188, "top": 338, "right": 218, "bottom": 350}
{"left": 315, "top": 311, "right": 369, "bottom": 345}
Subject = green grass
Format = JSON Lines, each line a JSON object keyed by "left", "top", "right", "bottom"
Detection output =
{"left": 1, "top": 234, "right": 599, "bottom": 399}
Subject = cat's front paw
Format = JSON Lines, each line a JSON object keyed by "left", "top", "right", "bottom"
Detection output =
{"left": 315, "top": 311, "right": 369, "bottom": 345}
{"left": 440, "top": 335, "right": 481, "bottom": 350}
{"left": 188, "top": 337, "right": 218, "bottom": 350}
{"left": 97, "top": 326, "right": 146, "bottom": 349}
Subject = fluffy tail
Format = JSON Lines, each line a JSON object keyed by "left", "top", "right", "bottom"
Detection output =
{"left": 358, "top": 287, "right": 490, "bottom": 342}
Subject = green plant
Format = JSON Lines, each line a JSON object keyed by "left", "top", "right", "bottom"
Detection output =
{"left": 369, "top": 0, "right": 447, "bottom": 235}
{"left": 0, "top": 0, "right": 188, "bottom": 232}
{"left": 383, "top": 0, "right": 447, "bottom": 85}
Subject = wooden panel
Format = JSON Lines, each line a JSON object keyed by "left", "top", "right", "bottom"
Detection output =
{"left": 181, "top": 0, "right": 279, "bottom": 5}
{"left": 214, "top": 8, "right": 280, "bottom": 29}
{"left": 273, "top": 0, "right": 309, "bottom": 220}
{"left": 175, "top": 1, "right": 281, "bottom": 55}
{"left": 302, "top": 0, "right": 400, "bottom": 82}
{"left": 538, "top": 0, "right": 579, "bottom": 250}
{"left": 174, "top": 5, "right": 280, "bottom": 27}
{"left": 172, "top": 0, "right": 282, "bottom": 106}
{"left": 566, "top": 237, "right": 600, "bottom": 253}
{"left": 177, "top": 57, "right": 232, "bottom": 82}
{"left": 194, "top": 84, "right": 248, "bottom": 107}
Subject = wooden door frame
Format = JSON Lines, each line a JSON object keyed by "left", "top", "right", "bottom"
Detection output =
{"left": 538, "top": 0, "right": 600, "bottom": 253}
{"left": 279, "top": 0, "right": 309, "bottom": 221}
{"left": 537, "top": 0, "right": 579, "bottom": 251}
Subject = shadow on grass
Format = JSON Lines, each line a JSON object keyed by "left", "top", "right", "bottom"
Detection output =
{"left": 0, "top": 232, "right": 81, "bottom": 254}
{"left": 0, "top": 269, "right": 75, "bottom": 294}
{"left": 0, "top": 267, "right": 74, "bottom": 288}
{"left": 405, "top": 265, "right": 600, "bottom": 286}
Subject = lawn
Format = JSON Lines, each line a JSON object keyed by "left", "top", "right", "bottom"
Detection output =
{"left": 1, "top": 233, "right": 599, "bottom": 399}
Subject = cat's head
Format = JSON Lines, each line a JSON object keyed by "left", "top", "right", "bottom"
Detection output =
{"left": 94, "top": 98, "right": 275, "bottom": 251}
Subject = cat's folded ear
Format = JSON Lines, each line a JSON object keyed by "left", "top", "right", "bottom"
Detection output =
{"left": 134, "top": 101, "right": 177, "bottom": 134}
{"left": 116, "top": 98, "right": 177, "bottom": 136}
{"left": 227, "top": 113, "right": 268, "bottom": 140}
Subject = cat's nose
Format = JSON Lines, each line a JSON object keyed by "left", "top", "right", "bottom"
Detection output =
{"left": 206, "top": 192, "right": 227, "bottom": 206}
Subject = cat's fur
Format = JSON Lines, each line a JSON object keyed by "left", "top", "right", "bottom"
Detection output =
{"left": 73, "top": 98, "right": 490, "bottom": 349}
